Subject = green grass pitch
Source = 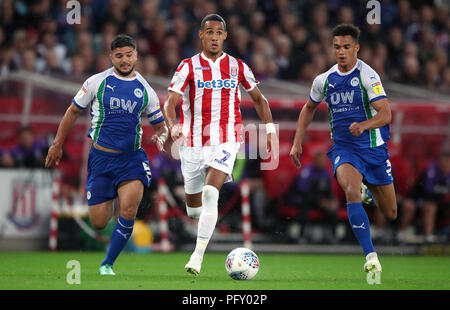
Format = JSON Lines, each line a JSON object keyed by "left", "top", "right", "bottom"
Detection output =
{"left": 0, "top": 251, "right": 448, "bottom": 290}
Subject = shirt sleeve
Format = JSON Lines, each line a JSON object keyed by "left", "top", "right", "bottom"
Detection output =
{"left": 72, "top": 76, "right": 96, "bottom": 109}
{"left": 145, "top": 85, "right": 164, "bottom": 125}
{"left": 167, "top": 59, "right": 191, "bottom": 95}
{"left": 239, "top": 61, "right": 259, "bottom": 92}
{"left": 309, "top": 74, "right": 326, "bottom": 104}
{"left": 361, "top": 65, "right": 387, "bottom": 103}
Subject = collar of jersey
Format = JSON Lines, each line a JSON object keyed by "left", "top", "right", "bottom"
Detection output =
{"left": 112, "top": 69, "right": 137, "bottom": 81}
{"left": 336, "top": 59, "right": 360, "bottom": 76}
{"left": 200, "top": 51, "right": 227, "bottom": 65}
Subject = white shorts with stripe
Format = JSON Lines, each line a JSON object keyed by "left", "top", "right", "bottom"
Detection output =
{"left": 179, "top": 142, "right": 241, "bottom": 194}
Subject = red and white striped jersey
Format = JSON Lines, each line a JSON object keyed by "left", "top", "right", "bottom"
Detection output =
{"left": 168, "top": 52, "right": 259, "bottom": 147}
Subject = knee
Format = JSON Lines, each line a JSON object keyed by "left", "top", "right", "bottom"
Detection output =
{"left": 91, "top": 217, "right": 109, "bottom": 230}
{"left": 186, "top": 205, "right": 202, "bottom": 219}
{"left": 202, "top": 185, "right": 219, "bottom": 203}
{"left": 342, "top": 184, "right": 362, "bottom": 202}
{"left": 385, "top": 206, "right": 397, "bottom": 221}
{"left": 119, "top": 204, "right": 137, "bottom": 221}
{"left": 390, "top": 209, "right": 397, "bottom": 221}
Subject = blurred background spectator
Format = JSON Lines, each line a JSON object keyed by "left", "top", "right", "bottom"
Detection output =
{"left": 0, "top": 0, "right": 447, "bottom": 92}
{"left": 149, "top": 139, "right": 184, "bottom": 209}
{"left": 9, "top": 125, "right": 49, "bottom": 168}
{"left": 0, "top": 148, "right": 14, "bottom": 167}
{"left": 0, "top": 0, "right": 448, "bottom": 246}
{"left": 397, "top": 149, "right": 450, "bottom": 244}
{"left": 284, "top": 148, "right": 339, "bottom": 243}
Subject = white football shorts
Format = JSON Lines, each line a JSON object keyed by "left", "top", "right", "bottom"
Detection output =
{"left": 179, "top": 142, "right": 241, "bottom": 194}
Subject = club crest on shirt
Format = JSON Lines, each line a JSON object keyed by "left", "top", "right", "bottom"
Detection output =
{"left": 134, "top": 88, "right": 143, "bottom": 98}
{"left": 350, "top": 77, "right": 359, "bottom": 87}
{"left": 230, "top": 67, "right": 238, "bottom": 77}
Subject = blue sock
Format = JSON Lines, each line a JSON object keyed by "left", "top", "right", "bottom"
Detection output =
{"left": 347, "top": 202, "right": 375, "bottom": 256}
{"left": 101, "top": 216, "right": 134, "bottom": 266}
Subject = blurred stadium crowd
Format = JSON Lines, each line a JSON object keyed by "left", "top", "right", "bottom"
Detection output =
{"left": 0, "top": 0, "right": 448, "bottom": 246}
{"left": 0, "top": 0, "right": 449, "bottom": 92}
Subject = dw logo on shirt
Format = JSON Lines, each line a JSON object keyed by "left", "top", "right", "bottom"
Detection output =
{"left": 330, "top": 90, "right": 355, "bottom": 105}
{"left": 109, "top": 97, "right": 138, "bottom": 113}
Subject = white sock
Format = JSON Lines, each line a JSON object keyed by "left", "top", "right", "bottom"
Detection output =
{"left": 193, "top": 185, "right": 219, "bottom": 257}
{"left": 186, "top": 205, "right": 202, "bottom": 220}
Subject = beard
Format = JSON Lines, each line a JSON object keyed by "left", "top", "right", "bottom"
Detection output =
{"left": 115, "top": 63, "right": 135, "bottom": 76}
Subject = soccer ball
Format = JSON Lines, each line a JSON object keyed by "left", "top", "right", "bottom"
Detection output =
{"left": 225, "top": 247, "right": 260, "bottom": 280}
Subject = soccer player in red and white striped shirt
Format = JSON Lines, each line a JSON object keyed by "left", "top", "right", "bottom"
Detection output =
{"left": 163, "top": 14, "right": 278, "bottom": 275}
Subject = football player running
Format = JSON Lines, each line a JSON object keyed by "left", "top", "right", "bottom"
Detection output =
{"left": 46, "top": 35, "right": 168, "bottom": 275}
{"left": 290, "top": 24, "right": 397, "bottom": 275}
{"left": 163, "top": 14, "right": 278, "bottom": 276}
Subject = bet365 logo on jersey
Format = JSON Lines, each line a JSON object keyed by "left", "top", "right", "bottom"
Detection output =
{"left": 197, "top": 79, "right": 237, "bottom": 89}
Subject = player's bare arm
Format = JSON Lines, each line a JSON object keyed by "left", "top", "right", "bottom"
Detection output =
{"left": 151, "top": 121, "right": 169, "bottom": 152}
{"left": 45, "top": 103, "right": 82, "bottom": 167}
{"left": 349, "top": 98, "right": 391, "bottom": 136}
{"left": 290, "top": 98, "right": 319, "bottom": 168}
{"left": 248, "top": 86, "right": 278, "bottom": 154}
{"left": 162, "top": 90, "right": 184, "bottom": 142}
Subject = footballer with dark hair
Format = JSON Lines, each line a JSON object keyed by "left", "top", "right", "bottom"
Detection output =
{"left": 46, "top": 34, "right": 168, "bottom": 275}
{"left": 290, "top": 24, "right": 397, "bottom": 275}
{"left": 163, "top": 14, "right": 278, "bottom": 275}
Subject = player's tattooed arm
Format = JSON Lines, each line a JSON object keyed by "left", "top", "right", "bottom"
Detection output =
{"left": 349, "top": 98, "right": 391, "bottom": 136}
{"left": 45, "top": 103, "right": 83, "bottom": 167}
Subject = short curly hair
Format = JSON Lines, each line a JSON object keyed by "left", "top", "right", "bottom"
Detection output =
{"left": 332, "top": 24, "right": 360, "bottom": 43}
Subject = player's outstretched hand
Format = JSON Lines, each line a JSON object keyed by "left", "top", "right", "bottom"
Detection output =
{"left": 45, "top": 144, "right": 62, "bottom": 167}
{"left": 349, "top": 122, "right": 365, "bottom": 136}
{"left": 289, "top": 144, "right": 303, "bottom": 168}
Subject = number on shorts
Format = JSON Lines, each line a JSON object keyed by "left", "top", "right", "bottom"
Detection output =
{"left": 386, "top": 160, "right": 392, "bottom": 177}
{"left": 220, "top": 150, "right": 231, "bottom": 163}
{"left": 142, "top": 161, "right": 151, "bottom": 176}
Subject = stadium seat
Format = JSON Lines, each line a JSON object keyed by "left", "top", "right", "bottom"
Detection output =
{"left": 0, "top": 121, "right": 21, "bottom": 149}
{"left": 30, "top": 123, "right": 58, "bottom": 141}
{"left": 30, "top": 98, "right": 68, "bottom": 116}
{"left": 0, "top": 97, "right": 24, "bottom": 114}
{"left": 63, "top": 142, "right": 85, "bottom": 161}
{"left": 57, "top": 160, "right": 82, "bottom": 184}
{"left": 65, "top": 124, "right": 89, "bottom": 143}
{"left": 390, "top": 155, "right": 416, "bottom": 197}
{"left": 261, "top": 139, "right": 298, "bottom": 199}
